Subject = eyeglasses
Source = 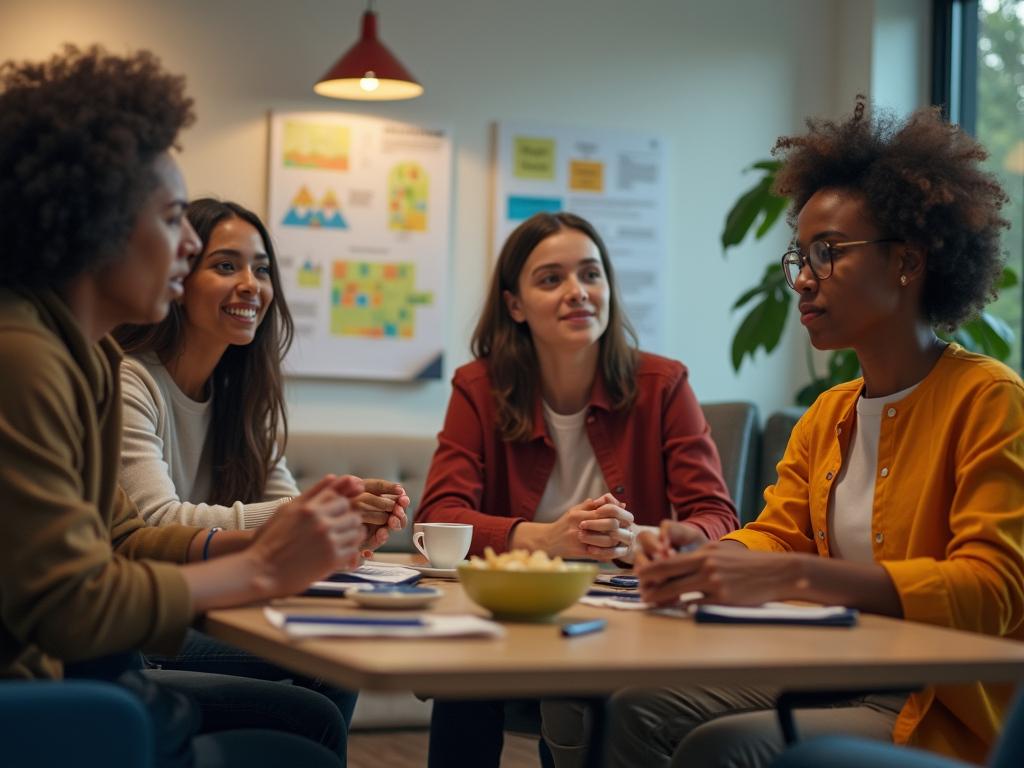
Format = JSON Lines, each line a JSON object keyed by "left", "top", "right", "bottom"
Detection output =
{"left": 781, "top": 239, "right": 901, "bottom": 289}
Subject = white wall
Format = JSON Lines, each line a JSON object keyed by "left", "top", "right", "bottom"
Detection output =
{"left": 0, "top": 0, "right": 930, "bottom": 435}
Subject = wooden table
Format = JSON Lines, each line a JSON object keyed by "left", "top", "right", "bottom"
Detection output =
{"left": 203, "top": 572, "right": 1024, "bottom": 700}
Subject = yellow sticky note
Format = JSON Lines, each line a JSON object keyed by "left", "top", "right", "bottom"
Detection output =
{"left": 514, "top": 137, "right": 556, "bottom": 180}
{"left": 570, "top": 160, "right": 603, "bottom": 192}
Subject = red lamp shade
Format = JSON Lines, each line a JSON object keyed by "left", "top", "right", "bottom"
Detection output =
{"left": 314, "top": 10, "right": 423, "bottom": 101}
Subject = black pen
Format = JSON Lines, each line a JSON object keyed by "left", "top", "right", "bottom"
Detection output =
{"left": 561, "top": 619, "right": 608, "bottom": 637}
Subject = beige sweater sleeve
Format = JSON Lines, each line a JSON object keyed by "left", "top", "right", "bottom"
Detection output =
{"left": 120, "top": 358, "right": 295, "bottom": 530}
{"left": 0, "top": 329, "right": 196, "bottom": 664}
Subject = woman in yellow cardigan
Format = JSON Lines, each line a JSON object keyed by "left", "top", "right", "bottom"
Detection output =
{"left": 542, "top": 100, "right": 1023, "bottom": 768}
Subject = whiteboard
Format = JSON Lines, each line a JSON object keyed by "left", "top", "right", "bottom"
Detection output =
{"left": 492, "top": 122, "right": 668, "bottom": 353}
{"left": 267, "top": 111, "right": 452, "bottom": 380}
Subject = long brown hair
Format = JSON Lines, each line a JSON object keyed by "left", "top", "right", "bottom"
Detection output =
{"left": 113, "top": 198, "right": 294, "bottom": 505}
{"left": 474, "top": 212, "right": 639, "bottom": 442}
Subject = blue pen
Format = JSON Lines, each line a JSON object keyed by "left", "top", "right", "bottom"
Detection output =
{"left": 561, "top": 619, "right": 608, "bottom": 637}
{"left": 284, "top": 616, "right": 426, "bottom": 626}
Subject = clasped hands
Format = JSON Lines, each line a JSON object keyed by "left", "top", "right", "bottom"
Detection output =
{"left": 245, "top": 473, "right": 408, "bottom": 598}
{"left": 349, "top": 477, "right": 410, "bottom": 554}
{"left": 554, "top": 493, "right": 635, "bottom": 561}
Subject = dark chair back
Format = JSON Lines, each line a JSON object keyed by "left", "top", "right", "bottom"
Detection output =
{"left": 701, "top": 402, "right": 761, "bottom": 526}
{"left": 0, "top": 679, "right": 153, "bottom": 767}
{"left": 757, "top": 407, "right": 806, "bottom": 515}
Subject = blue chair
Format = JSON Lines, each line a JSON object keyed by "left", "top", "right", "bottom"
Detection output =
{"left": 768, "top": 685, "right": 1024, "bottom": 768}
{"left": 0, "top": 680, "right": 153, "bottom": 768}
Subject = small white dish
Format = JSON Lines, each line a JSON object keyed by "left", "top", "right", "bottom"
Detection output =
{"left": 408, "top": 564, "right": 460, "bottom": 579}
{"left": 348, "top": 587, "right": 443, "bottom": 610}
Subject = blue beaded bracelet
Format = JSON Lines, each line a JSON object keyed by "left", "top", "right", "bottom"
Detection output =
{"left": 203, "top": 527, "right": 223, "bottom": 561}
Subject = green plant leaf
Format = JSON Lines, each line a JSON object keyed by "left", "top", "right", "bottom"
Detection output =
{"left": 721, "top": 160, "right": 790, "bottom": 252}
{"left": 730, "top": 265, "right": 791, "bottom": 372}
{"left": 981, "top": 311, "right": 1015, "bottom": 344}
{"left": 732, "top": 283, "right": 766, "bottom": 311}
{"left": 948, "top": 326, "right": 978, "bottom": 352}
{"left": 722, "top": 179, "right": 772, "bottom": 250}
{"left": 755, "top": 193, "right": 789, "bottom": 239}
{"left": 796, "top": 379, "right": 830, "bottom": 407}
{"left": 732, "top": 263, "right": 787, "bottom": 310}
{"left": 999, "top": 267, "right": 1018, "bottom": 290}
{"left": 958, "top": 313, "right": 1014, "bottom": 361}
{"left": 794, "top": 348, "right": 859, "bottom": 407}
{"left": 828, "top": 349, "right": 861, "bottom": 381}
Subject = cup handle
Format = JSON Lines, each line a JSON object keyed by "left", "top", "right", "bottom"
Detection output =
{"left": 413, "top": 531, "right": 428, "bottom": 559}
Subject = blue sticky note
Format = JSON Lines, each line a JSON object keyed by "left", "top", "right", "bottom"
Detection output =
{"left": 507, "top": 196, "right": 562, "bottom": 221}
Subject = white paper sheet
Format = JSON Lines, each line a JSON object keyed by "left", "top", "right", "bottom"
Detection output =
{"left": 579, "top": 595, "right": 651, "bottom": 611}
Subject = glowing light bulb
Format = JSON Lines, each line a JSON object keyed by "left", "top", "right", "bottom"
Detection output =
{"left": 360, "top": 71, "right": 380, "bottom": 92}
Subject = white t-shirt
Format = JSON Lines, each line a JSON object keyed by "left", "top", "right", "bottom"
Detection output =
{"left": 119, "top": 353, "right": 297, "bottom": 530}
{"left": 827, "top": 382, "right": 919, "bottom": 563}
{"left": 533, "top": 400, "right": 608, "bottom": 524}
{"left": 532, "top": 400, "right": 657, "bottom": 562}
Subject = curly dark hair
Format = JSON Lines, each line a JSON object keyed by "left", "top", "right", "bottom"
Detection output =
{"left": 772, "top": 96, "right": 1010, "bottom": 330}
{"left": 0, "top": 45, "right": 195, "bottom": 288}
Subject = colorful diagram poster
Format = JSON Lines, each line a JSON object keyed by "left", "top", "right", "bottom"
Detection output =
{"left": 492, "top": 123, "right": 668, "bottom": 353}
{"left": 268, "top": 112, "right": 451, "bottom": 380}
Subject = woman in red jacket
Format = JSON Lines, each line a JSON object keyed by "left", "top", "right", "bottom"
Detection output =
{"left": 419, "top": 211, "right": 738, "bottom": 767}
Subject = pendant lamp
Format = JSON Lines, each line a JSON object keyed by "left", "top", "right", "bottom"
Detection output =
{"left": 314, "top": 2, "right": 423, "bottom": 101}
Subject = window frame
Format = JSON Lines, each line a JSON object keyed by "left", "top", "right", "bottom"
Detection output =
{"left": 932, "top": 0, "right": 980, "bottom": 133}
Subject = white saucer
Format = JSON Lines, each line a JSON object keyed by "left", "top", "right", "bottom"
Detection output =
{"left": 408, "top": 564, "right": 461, "bottom": 579}
{"left": 348, "top": 588, "right": 443, "bottom": 610}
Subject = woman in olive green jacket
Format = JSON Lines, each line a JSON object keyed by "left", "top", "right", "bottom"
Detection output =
{"left": 0, "top": 46, "right": 365, "bottom": 768}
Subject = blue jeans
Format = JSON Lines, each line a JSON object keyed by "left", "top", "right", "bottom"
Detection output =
{"left": 147, "top": 629, "right": 358, "bottom": 764}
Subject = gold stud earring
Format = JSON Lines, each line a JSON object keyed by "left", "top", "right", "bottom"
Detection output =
{"left": 900, "top": 275, "right": 907, "bottom": 285}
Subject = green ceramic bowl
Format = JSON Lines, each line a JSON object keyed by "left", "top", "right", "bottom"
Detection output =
{"left": 457, "top": 562, "right": 599, "bottom": 622}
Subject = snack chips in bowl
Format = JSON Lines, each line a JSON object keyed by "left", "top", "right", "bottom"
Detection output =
{"left": 467, "top": 547, "right": 569, "bottom": 572}
{"left": 458, "top": 548, "right": 596, "bottom": 621}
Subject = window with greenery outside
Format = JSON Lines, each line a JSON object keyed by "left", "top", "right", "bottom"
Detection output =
{"left": 978, "top": 0, "right": 1024, "bottom": 371}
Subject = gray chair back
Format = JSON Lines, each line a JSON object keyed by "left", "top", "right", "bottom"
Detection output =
{"left": 758, "top": 407, "right": 806, "bottom": 509}
{"left": 700, "top": 401, "right": 761, "bottom": 526}
{"left": 285, "top": 433, "right": 437, "bottom": 552}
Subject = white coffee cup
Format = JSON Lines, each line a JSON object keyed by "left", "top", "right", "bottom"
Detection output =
{"left": 413, "top": 523, "right": 472, "bottom": 569}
